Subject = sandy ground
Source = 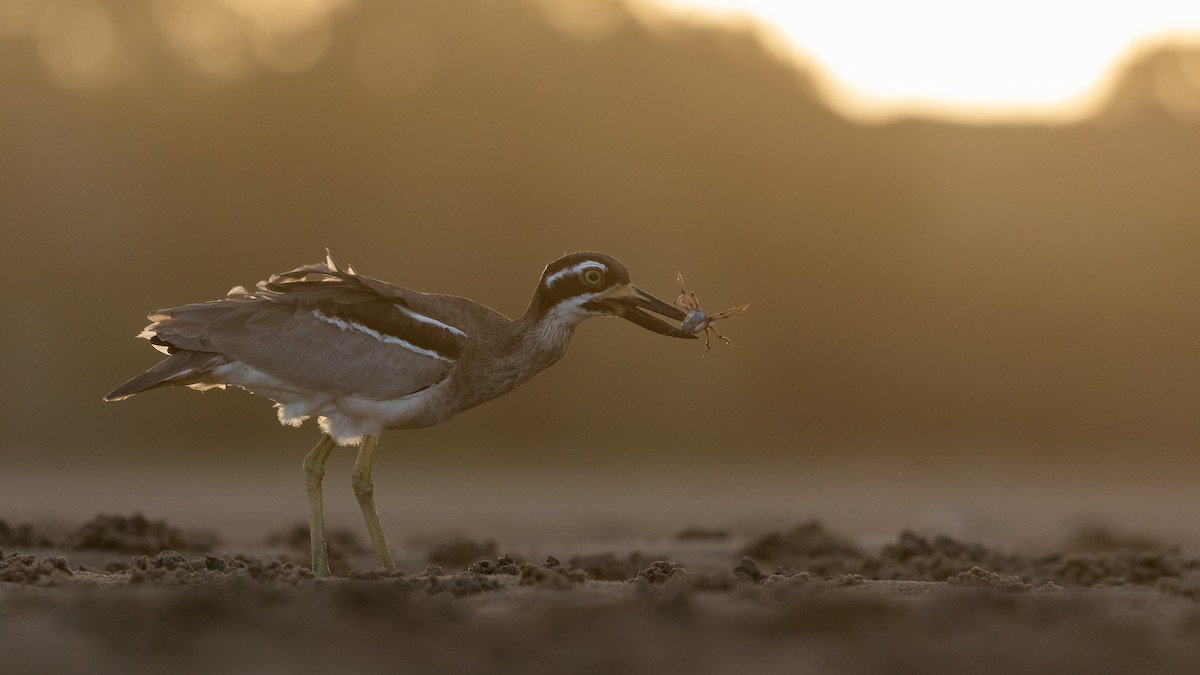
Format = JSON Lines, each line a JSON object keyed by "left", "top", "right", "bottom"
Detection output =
{"left": 3, "top": 513, "right": 1200, "bottom": 675}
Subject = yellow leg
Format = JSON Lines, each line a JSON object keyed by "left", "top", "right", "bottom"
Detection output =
{"left": 351, "top": 434, "right": 396, "bottom": 570}
{"left": 302, "top": 434, "right": 337, "bottom": 577}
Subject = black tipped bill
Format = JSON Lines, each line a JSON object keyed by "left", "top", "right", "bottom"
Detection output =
{"left": 584, "top": 284, "right": 697, "bottom": 339}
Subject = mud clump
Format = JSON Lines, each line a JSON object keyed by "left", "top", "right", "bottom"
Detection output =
{"left": 568, "top": 552, "right": 663, "bottom": 581}
{"left": 742, "top": 521, "right": 863, "bottom": 562}
{"left": 733, "top": 556, "right": 767, "bottom": 583}
{"left": 1055, "top": 551, "right": 1183, "bottom": 587}
{"left": 466, "top": 554, "right": 520, "bottom": 576}
{"left": 0, "top": 553, "right": 73, "bottom": 586}
{"left": 882, "top": 530, "right": 990, "bottom": 563}
{"left": 1064, "top": 524, "right": 1164, "bottom": 553}
{"left": 519, "top": 556, "right": 587, "bottom": 589}
{"left": 426, "top": 574, "right": 502, "bottom": 597}
{"left": 635, "top": 561, "right": 686, "bottom": 584}
{"left": 66, "top": 513, "right": 217, "bottom": 554}
{"left": 742, "top": 525, "right": 1198, "bottom": 592}
{"left": 947, "top": 566, "right": 1033, "bottom": 592}
{"left": 265, "top": 524, "right": 366, "bottom": 574}
{"left": 266, "top": 524, "right": 368, "bottom": 555}
{"left": 0, "top": 520, "right": 54, "bottom": 549}
{"left": 762, "top": 569, "right": 819, "bottom": 587}
{"left": 123, "top": 551, "right": 314, "bottom": 586}
{"left": 744, "top": 526, "right": 1019, "bottom": 581}
{"left": 347, "top": 567, "right": 409, "bottom": 581}
{"left": 870, "top": 530, "right": 1002, "bottom": 581}
{"left": 264, "top": 524, "right": 311, "bottom": 551}
{"left": 426, "top": 538, "right": 498, "bottom": 568}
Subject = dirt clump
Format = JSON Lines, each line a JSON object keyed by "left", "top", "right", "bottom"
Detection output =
{"left": 0, "top": 520, "right": 54, "bottom": 549}
{"left": 0, "top": 552, "right": 73, "bottom": 586}
{"left": 733, "top": 556, "right": 766, "bottom": 583}
{"left": 425, "top": 574, "right": 503, "bottom": 597}
{"left": 266, "top": 524, "right": 368, "bottom": 555}
{"left": 947, "top": 566, "right": 1033, "bottom": 592}
{"left": 66, "top": 513, "right": 217, "bottom": 554}
{"left": 869, "top": 530, "right": 1008, "bottom": 581}
{"left": 1064, "top": 523, "right": 1163, "bottom": 552}
{"left": 519, "top": 556, "right": 588, "bottom": 589}
{"left": 741, "top": 524, "right": 1200, "bottom": 593}
{"left": 466, "top": 554, "right": 520, "bottom": 575}
{"left": 568, "top": 551, "right": 664, "bottom": 581}
{"left": 635, "top": 560, "right": 686, "bottom": 584}
{"left": 1054, "top": 551, "right": 1184, "bottom": 587}
{"left": 119, "top": 551, "right": 314, "bottom": 586}
{"left": 264, "top": 524, "right": 367, "bottom": 575}
{"left": 425, "top": 537, "right": 498, "bottom": 568}
{"left": 742, "top": 521, "right": 864, "bottom": 563}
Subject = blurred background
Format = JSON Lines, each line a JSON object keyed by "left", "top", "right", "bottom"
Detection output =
{"left": 2, "top": 0, "right": 1198, "bottom": 549}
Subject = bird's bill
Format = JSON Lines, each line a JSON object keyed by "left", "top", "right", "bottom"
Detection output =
{"left": 584, "top": 284, "right": 698, "bottom": 339}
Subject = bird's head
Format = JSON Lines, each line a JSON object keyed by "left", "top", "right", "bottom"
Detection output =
{"left": 529, "top": 252, "right": 697, "bottom": 338}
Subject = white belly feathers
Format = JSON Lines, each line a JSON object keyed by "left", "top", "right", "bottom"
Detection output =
{"left": 210, "top": 361, "right": 449, "bottom": 445}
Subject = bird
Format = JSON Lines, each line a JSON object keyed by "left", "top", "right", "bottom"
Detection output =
{"left": 105, "top": 252, "right": 696, "bottom": 576}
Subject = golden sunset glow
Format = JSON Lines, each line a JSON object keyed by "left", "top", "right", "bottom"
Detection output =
{"left": 647, "top": 0, "right": 1200, "bottom": 121}
{"left": 7, "top": 0, "right": 1200, "bottom": 122}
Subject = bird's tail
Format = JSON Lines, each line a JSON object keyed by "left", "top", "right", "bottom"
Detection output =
{"left": 104, "top": 351, "right": 224, "bottom": 401}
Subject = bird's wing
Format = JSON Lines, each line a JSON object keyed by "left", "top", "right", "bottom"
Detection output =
{"left": 144, "top": 255, "right": 468, "bottom": 400}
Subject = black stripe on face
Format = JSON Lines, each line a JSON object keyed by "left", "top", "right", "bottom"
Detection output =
{"left": 316, "top": 299, "right": 467, "bottom": 362}
{"left": 534, "top": 252, "right": 631, "bottom": 315}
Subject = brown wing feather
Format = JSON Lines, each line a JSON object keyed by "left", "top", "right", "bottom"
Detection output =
{"left": 131, "top": 255, "right": 466, "bottom": 400}
{"left": 104, "top": 350, "right": 226, "bottom": 401}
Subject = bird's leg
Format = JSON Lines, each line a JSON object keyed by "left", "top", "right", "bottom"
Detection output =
{"left": 302, "top": 433, "right": 337, "bottom": 577}
{"left": 351, "top": 434, "right": 396, "bottom": 571}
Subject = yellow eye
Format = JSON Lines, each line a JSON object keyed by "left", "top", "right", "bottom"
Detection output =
{"left": 580, "top": 267, "right": 605, "bottom": 286}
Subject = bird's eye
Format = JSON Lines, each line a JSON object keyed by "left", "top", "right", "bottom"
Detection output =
{"left": 580, "top": 267, "right": 605, "bottom": 286}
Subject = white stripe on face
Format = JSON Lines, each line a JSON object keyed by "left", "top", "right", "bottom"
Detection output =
{"left": 394, "top": 304, "right": 468, "bottom": 338}
{"left": 544, "top": 261, "right": 607, "bottom": 287}
{"left": 312, "top": 311, "right": 455, "bottom": 363}
{"left": 544, "top": 288, "right": 613, "bottom": 319}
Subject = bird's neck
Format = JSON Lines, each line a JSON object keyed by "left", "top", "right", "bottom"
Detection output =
{"left": 512, "top": 306, "right": 580, "bottom": 374}
{"left": 438, "top": 310, "right": 577, "bottom": 412}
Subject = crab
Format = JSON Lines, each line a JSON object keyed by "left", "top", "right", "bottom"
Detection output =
{"left": 675, "top": 272, "right": 749, "bottom": 357}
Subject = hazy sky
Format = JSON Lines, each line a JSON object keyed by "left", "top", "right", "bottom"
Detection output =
{"left": 10, "top": 0, "right": 1200, "bottom": 121}
{"left": 655, "top": 0, "right": 1200, "bottom": 119}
